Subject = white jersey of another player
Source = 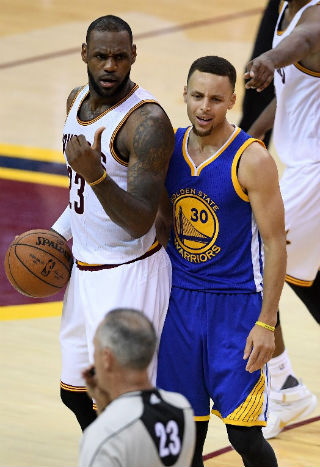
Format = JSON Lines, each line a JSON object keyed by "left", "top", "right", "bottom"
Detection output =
{"left": 273, "top": 0, "right": 320, "bottom": 167}
{"left": 58, "top": 84, "right": 159, "bottom": 265}
{"left": 79, "top": 389, "right": 195, "bottom": 467}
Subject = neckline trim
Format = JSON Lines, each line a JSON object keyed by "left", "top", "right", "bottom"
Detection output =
{"left": 76, "top": 84, "right": 139, "bottom": 126}
{"left": 182, "top": 126, "right": 241, "bottom": 176}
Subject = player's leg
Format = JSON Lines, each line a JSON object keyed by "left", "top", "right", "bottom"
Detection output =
{"left": 60, "top": 248, "right": 171, "bottom": 430}
{"left": 263, "top": 166, "right": 320, "bottom": 438}
{"left": 207, "top": 293, "right": 277, "bottom": 465}
{"left": 263, "top": 319, "right": 317, "bottom": 438}
{"left": 60, "top": 265, "right": 96, "bottom": 430}
{"left": 193, "top": 421, "right": 209, "bottom": 467}
{"left": 82, "top": 247, "right": 172, "bottom": 384}
{"left": 287, "top": 271, "right": 320, "bottom": 324}
{"left": 60, "top": 386, "right": 97, "bottom": 431}
{"left": 226, "top": 425, "right": 277, "bottom": 467}
{"left": 130, "top": 247, "right": 172, "bottom": 383}
{"left": 157, "top": 287, "right": 210, "bottom": 467}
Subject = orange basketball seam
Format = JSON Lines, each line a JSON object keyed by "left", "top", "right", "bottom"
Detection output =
{"left": 6, "top": 248, "right": 32, "bottom": 297}
{"left": 12, "top": 243, "right": 72, "bottom": 275}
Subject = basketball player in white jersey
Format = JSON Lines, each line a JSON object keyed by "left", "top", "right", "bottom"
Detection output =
{"left": 51, "top": 15, "right": 174, "bottom": 430}
{"left": 79, "top": 308, "right": 195, "bottom": 467}
{"left": 244, "top": 0, "right": 320, "bottom": 437}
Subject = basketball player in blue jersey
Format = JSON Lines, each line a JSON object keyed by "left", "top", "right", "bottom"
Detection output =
{"left": 245, "top": 0, "right": 320, "bottom": 438}
{"left": 50, "top": 16, "right": 174, "bottom": 431}
{"left": 156, "top": 56, "right": 287, "bottom": 467}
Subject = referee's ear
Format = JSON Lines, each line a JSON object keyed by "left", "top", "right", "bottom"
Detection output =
{"left": 103, "top": 347, "right": 115, "bottom": 372}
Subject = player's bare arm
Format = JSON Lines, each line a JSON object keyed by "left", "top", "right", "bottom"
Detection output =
{"left": 245, "top": 5, "right": 320, "bottom": 91}
{"left": 155, "top": 188, "right": 172, "bottom": 247}
{"left": 65, "top": 103, "right": 174, "bottom": 238}
{"left": 248, "top": 97, "right": 276, "bottom": 140}
{"left": 238, "top": 142, "right": 287, "bottom": 373}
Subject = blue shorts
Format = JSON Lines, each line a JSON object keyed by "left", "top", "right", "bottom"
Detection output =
{"left": 157, "top": 287, "right": 269, "bottom": 426}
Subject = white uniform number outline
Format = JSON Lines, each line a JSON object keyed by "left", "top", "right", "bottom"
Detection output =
{"left": 154, "top": 420, "right": 181, "bottom": 458}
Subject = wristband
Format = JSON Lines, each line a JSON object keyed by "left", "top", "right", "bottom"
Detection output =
{"left": 255, "top": 321, "right": 275, "bottom": 332}
{"left": 89, "top": 170, "right": 107, "bottom": 187}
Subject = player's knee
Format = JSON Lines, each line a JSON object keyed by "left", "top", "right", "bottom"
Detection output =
{"left": 226, "top": 425, "right": 278, "bottom": 467}
{"left": 60, "top": 387, "right": 97, "bottom": 431}
{"left": 226, "top": 425, "right": 263, "bottom": 457}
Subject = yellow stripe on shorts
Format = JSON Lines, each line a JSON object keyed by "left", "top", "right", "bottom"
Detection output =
{"left": 211, "top": 371, "right": 267, "bottom": 427}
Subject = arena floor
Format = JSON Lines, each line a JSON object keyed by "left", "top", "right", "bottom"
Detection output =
{"left": 1, "top": 1, "right": 319, "bottom": 465}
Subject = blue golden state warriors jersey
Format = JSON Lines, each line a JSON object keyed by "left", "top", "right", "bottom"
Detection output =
{"left": 166, "top": 126, "right": 264, "bottom": 292}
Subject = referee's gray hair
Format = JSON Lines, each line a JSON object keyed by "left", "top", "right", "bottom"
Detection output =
{"left": 96, "top": 308, "right": 157, "bottom": 370}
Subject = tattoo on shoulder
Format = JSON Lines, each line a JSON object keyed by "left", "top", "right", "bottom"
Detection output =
{"left": 132, "top": 107, "right": 174, "bottom": 174}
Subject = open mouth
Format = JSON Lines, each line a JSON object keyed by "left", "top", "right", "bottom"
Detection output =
{"left": 196, "top": 116, "right": 212, "bottom": 125}
{"left": 100, "top": 78, "right": 117, "bottom": 88}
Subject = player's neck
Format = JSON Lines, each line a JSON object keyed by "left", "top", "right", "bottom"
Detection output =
{"left": 287, "top": 0, "right": 309, "bottom": 17}
{"left": 88, "top": 79, "right": 135, "bottom": 111}
{"left": 189, "top": 120, "right": 235, "bottom": 156}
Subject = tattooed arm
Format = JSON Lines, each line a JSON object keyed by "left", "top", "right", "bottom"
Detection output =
{"left": 65, "top": 103, "right": 174, "bottom": 238}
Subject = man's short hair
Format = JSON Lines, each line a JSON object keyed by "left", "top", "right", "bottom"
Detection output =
{"left": 187, "top": 56, "right": 236, "bottom": 91}
{"left": 96, "top": 308, "right": 156, "bottom": 370}
{"left": 86, "top": 15, "right": 133, "bottom": 44}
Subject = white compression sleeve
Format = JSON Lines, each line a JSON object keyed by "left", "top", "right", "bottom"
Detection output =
{"left": 51, "top": 206, "right": 72, "bottom": 241}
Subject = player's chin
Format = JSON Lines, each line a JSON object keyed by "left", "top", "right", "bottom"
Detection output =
{"left": 100, "top": 83, "right": 120, "bottom": 97}
{"left": 193, "top": 125, "right": 213, "bottom": 137}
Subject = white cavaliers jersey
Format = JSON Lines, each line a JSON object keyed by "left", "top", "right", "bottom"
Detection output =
{"left": 79, "top": 389, "right": 195, "bottom": 467}
{"left": 273, "top": 0, "right": 320, "bottom": 167}
{"left": 63, "top": 84, "right": 158, "bottom": 264}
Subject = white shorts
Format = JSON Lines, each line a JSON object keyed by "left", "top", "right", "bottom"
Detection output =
{"left": 280, "top": 164, "right": 320, "bottom": 286}
{"left": 60, "top": 247, "right": 172, "bottom": 388}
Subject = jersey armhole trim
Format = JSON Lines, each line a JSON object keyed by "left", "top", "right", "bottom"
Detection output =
{"left": 231, "top": 138, "right": 265, "bottom": 202}
{"left": 294, "top": 61, "right": 320, "bottom": 77}
{"left": 181, "top": 127, "right": 195, "bottom": 176}
{"left": 276, "top": 1, "right": 288, "bottom": 35}
{"left": 278, "top": 0, "right": 285, "bottom": 14}
{"left": 109, "top": 99, "right": 159, "bottom": 167}
{"left": 65, "top": 85, "right": 87, "bottom": 122}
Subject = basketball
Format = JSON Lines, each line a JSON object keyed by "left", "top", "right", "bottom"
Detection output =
{"left": 4, "top": 229, "right": 73, "bottom": 298}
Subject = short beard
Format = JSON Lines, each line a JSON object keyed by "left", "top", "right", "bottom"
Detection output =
{"left": 87, "top": 67, "right": 131, "bottom": 98}
{"left": 193, "top": 125, "right": 213, "bottom": 137}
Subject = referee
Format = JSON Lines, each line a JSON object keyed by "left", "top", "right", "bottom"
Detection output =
{"left": 79, "top": 308, "right": 195, "bottom": 467}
